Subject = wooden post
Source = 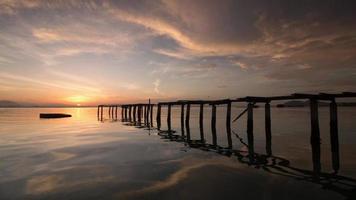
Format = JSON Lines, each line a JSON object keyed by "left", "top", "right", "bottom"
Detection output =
{"left": 185, "top": 103, "right": 191, "bottom": 141}
{"left": 124, "top": 106, "right": 128, "bottom": 120}
{"left": 100, "top": 105, "right": 103, "bottom": 120}
{"left": 310, "top": 99, "right": 321, "bottom": 175}
{"left": 146, "top": 104, "right": 150, "bottom": 124}
{"left": 121, "top": 106, "right": 124, "bottom": 120}
{"left": 133, "top": 105, "right": 136, "bottom": 122}
{"left": 211, "top": 104, "right": 217, "bottom": 146}
{"left": 144, "top": 105, "right": 147, "bottom": 124}
{"left": 265, "top": 102, "right": 272, "bottom": 156}
{"left": 115, "top": 106, "right": 118, "bottom": 119}
{"left": 199, "top": 103, "right": 205, "bottom": 142}
{"left": 226, "top": 101, "right": 232, "bottom": 149}
{"left": 128, "top": 106, "right": 132, "bottom": 121}
{"left": 138, "top": 105, "right": 142, "bottom": 123}
{"left": 108, "top": 106, "right": 111, "bottom": 117}
{"left": 167, "top": 104, "right": 172, "bottom": 132}
{"left": 150, "top": 104, "right": 154, "bottom": 127}
{"left": 247, "top": 102, "right": 254, "bottom": 162}
{"left": 97, "top": 105, "right": 100, "bottom": 119}
{"left": 180, "top": 104, "right": 185, "bottom": 136}
{"left": 330, "top": 99, "right": 340, "bottom": 173}
{"left": 157, "top": 104, "right": 161, "bottom": 129}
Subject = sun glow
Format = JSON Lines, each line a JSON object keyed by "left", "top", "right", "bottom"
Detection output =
{"left": 65, "top": 95, "right": 90, "bottom": 104}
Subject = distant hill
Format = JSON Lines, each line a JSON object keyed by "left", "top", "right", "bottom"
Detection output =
{"left": 0, "top": 100, "right": 75, "bottom": 108}
{"left": 0, "top": 100, "right": 21, "bottom": 107}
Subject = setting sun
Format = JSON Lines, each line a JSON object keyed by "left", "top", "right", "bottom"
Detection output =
{"left": 65, "top": 95, "right": 90, "bottom": 104}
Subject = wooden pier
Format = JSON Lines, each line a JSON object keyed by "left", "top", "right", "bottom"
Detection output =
{"left": 97, "top": 92, "right": 356, "bottom": 175}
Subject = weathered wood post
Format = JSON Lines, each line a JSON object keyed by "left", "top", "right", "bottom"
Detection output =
{"left": 97, "top": 105, "right": 100, "bottom": 119}
{"left": 185, "top": 103, "right": 191, "bottom": 141}
{"left": 247, "top": 102, "right": 254, "bottom": 162}
{"left": 157, "top": 104, "right": 161, "bottom": 129}
{"left": 108, "top": 106, "right": 111, "bottom": 117}
{"left": 309, "top": 98, "right": 321, "bottom": 175}
{"left": 199, "top": 103, "right": 205, "bottom": 142}
{"left": 115, "top": 106, "right": 118, "bottom": 119}
{"left": 133, "top": 105, "right": 136, "bottom": 122}
{"left": 180, "top": 104, "right": 185, "bottom": 136}
{"left": 226, "top": 101, "right": 232, "bottom": 149}
{"left": 124, "top": 106, "right": 128, "bottom": 120}
{"left": 265, "top": 101, "right": 272, "bottom": 156}
{"left": 150, "top": 104, "right": 154, "bottom": 127}
{"left": 211, "top": 104, "right": 217, "bottom": 146}
{"left": 167, "top": 104, "right": 172, "bottom": 133}
{"left": 330, "top": 99, "right": 340, "bottom": 173}
{"left": 144, "top": 105, "right": 147, "bottom": 124}
{"left": 100, "top": 105, "right": 103, "bottom": 120}
{"left": 121, "top": 106, "right": 124, "bottom": 120}
{"left": 138, "top": 105, "right": 142, "bottom": 124}
{"left": 146, "top": 104, "right": 150, "bottom": 124}
{"left": 147, "top": 99, "right": 151, "bottom": 126}
{"left": 128, "top": 105, "right": 132, "bottom": 121}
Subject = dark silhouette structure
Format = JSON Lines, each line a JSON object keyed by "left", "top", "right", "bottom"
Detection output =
{"left": 98, "top": 92, "right": 356, "bottom": 176}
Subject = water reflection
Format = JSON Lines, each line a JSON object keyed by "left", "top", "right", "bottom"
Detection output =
{"left": 116, "top": 107, "right": 356, "bottom": 200}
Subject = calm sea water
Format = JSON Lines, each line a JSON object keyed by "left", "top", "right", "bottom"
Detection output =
{"left": 0, "top": 107, "right": 355, "bottom": 199}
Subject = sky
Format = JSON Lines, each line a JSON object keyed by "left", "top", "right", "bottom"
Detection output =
{"left": 0, "top": 0, "right": 355, "bottom": 105}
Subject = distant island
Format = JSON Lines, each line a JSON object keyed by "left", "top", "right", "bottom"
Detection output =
{"left": 276, "top": 100, "right": 356, "bottom": 107}
{"left": 0, "top": 100, "right": 89, "bottom": 108}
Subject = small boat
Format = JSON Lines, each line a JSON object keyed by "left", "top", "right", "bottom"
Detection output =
{"left": 39, "top": 113, "right": 72, "bottom": 119}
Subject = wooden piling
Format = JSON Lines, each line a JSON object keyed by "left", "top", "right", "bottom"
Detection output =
{"left": 247, "top": 102, "right": 254, "bottom": 162}
{"left": 128, "top": 106, "right": 131, "bottom": 121}
{"left": 115, "top": 106, "right": 118, "bottom": 119}
{"left": 124, "top": 106, "right": 128, "bottom": 120}
{"left": 97, "top": 105, "right": 100, "bottom": 119}
{"left": 138, "top": 105, "right": 142, "bottom": 123}
{"left": 146, "top": 104, "right": 150, "bottom": 124}
{"left": 167, "top": 104, "right": 172, "bottom": 132}
{"left": 150, "top": 104, "right": 153, "bottom": 127}
{"left": 157, "top": 104, "right": 161, "bottom": 129}
{"left": 211, "top": 104, "right": 217, "bottom": 146}
{"left": 121, "top": 106, "right": 124, "bottom": 120}
{"left": 309, "top": 99, "right": 321, "bottom": 174}
{"left": 100, "top": 105, "right": 103, "bottom": 119}
{"left": 185, "top": 103, "right": 191, "bottom": 141}
{"left": 330, "top": 99, "right": 340, "bottom": 173}
{"left": 199, "top": 103, "right": 204, "bottom": 142}
{"left": 265, "top": 102, "right": 272, "bottom": 156}
{"left": 133, "top": 105, "right": 136, "bottom": 122}
{"left": 180, "top": 104, "right": 185, "bottom": 136}
{"left": 144, "top": 105, "right": 147, "bottom": 124}
{"left": 108, "top": 106, "right": 111, "bottom": 117}
{"left": 226, "top": 101, "right": 232, "bottom": 149}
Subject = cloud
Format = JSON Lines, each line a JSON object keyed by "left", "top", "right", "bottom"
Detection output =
{"left": 153, "top": 79, "right": 160, "bottom": 94}
{"left": 0, "top": 72, "right": 101, "bottom": 93}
